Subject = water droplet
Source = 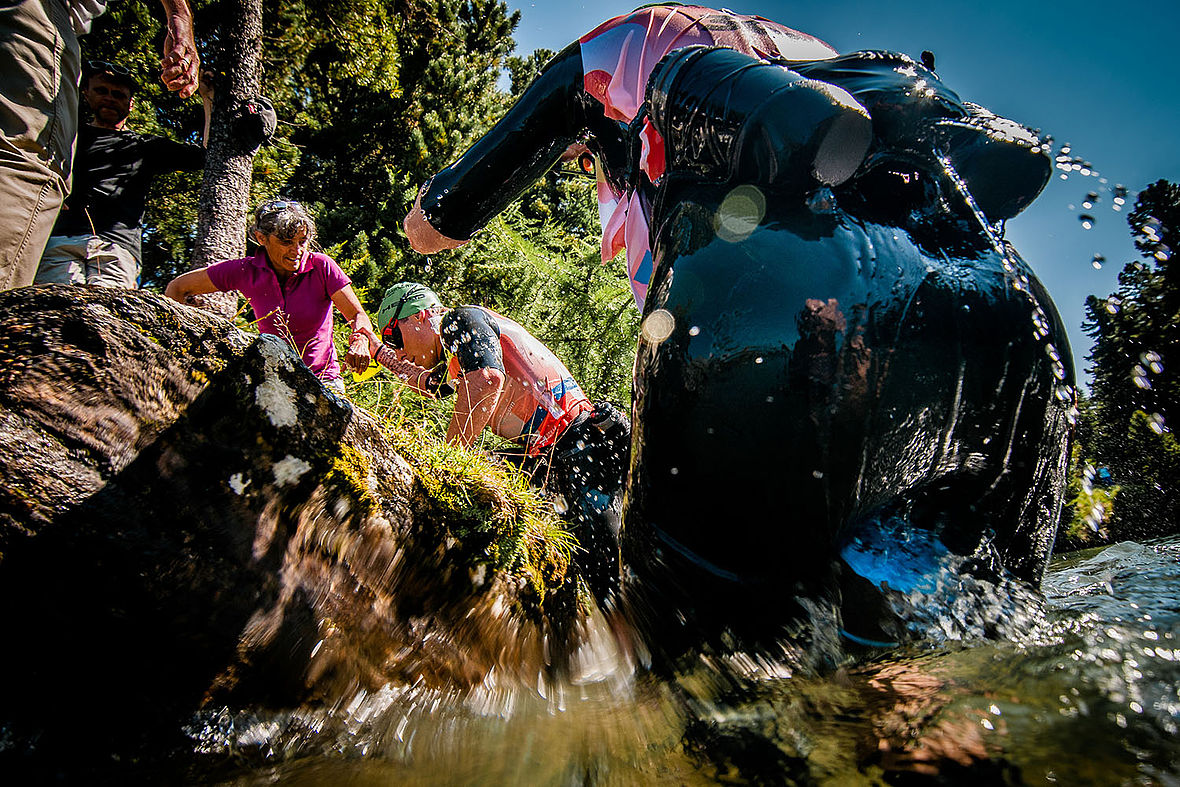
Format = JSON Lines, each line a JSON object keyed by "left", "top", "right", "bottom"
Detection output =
{"left": 688, "top": 325, "right": 700, "bottom": 336}
{"left": 670, "top": 467, "right": 679, "bottom": 475}
{"left": 641, "top": 309, "right": 676, "bottom": 343}
{"left": 812, "top": 470, "right": 824, "bottom": 479}
{"left": 754, "top": 356, "right": 764, "bottom": 364}
{"left": 1148, "top": 413, "right": 1168, "bottom": 435}
{"left": 1079, "top": 215, "right": 1095, "bottom": 230}
{"left": 1091, "top": 254, "right": 1105, "bottom": 270}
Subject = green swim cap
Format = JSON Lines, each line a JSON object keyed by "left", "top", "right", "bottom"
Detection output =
{"left": 377, "top": 282, "right": 441, "bottom": 330}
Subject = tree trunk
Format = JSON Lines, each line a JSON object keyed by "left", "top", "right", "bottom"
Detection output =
{"left": 191, "top": 0, "right": 264, "bottom": 318}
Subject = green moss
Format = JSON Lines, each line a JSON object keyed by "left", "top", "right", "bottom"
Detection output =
{"left": 392, "top": 420, "right": 576, "bottom": 601}
{"left": 324, "top": 443, "right": 378, "bottom": 513}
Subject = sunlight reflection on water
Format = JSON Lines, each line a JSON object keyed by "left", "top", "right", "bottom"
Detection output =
{"left": 194, "top": 537, "right": 1180, "bottom": 785}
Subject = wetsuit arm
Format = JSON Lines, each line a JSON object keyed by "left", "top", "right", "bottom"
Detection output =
{"left": 405, "top": 43, "right": 590, "bottom": 250}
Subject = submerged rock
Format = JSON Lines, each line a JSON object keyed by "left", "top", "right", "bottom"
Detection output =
{"left": 0, "top": 285, "right": 574, "bottom": 763}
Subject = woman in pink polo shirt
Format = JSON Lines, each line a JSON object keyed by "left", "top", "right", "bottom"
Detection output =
{"left": 165, "top": 199, "right": 373, "bottom": 393}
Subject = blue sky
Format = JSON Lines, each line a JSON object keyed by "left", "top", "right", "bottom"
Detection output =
{"left": 504, "top": 0, "right": 1180, "bottom": 386}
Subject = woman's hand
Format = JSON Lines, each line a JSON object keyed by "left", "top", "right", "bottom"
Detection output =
{"left": 344, "top": 331, "right": 373, "bottom": 374}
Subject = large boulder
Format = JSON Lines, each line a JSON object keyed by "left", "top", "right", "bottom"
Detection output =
{"left": 0, "top": 285, "right": 576, "bottom": 761}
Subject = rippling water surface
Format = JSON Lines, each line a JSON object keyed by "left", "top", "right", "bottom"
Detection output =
{"left": 195, "top": 537, "right": 1180, "bottom": 785}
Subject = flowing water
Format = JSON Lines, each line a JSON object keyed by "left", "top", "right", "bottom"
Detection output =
{"left": 177, "top": 536, "right": 1180, "bottom": 785}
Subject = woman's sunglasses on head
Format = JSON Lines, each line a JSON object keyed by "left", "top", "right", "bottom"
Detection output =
{"left": 258, "top": 199, "right": 301, "bottom": 217}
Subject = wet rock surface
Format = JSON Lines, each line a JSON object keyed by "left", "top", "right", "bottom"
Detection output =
{"left": 0, "top": 285, "right": 558, "bottom": 763}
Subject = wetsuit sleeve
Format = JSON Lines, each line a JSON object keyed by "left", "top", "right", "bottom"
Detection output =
{"left": 418, "top": 43, "right": 592, "bottom": 241}
{"left": 142, "top": 135, "right": 206, "bottom": 174}
{"left": 440, "top": 307, "right": 505, "bottom": 375}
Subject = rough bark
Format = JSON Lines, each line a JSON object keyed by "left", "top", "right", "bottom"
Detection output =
{"left": 0, "top": 285, "right": 575, "bottom": 760}
{"left": 190, "top": 0, "right": 264, "bottom": 318}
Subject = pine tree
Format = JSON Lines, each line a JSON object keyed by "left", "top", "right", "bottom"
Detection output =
{"left": 1079, "top": 179, "right": 1180, "bottom": 538}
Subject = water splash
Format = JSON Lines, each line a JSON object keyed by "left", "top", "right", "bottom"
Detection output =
{"left": 934, "top": 150, "right": 1076, "bottom": 396}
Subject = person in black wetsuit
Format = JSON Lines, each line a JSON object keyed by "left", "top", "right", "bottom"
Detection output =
{"left": 402, "top": 5, "right": 1075, "bottom": 660}
{"left": 34, "top": 59, "right": 211, "bottom": 288}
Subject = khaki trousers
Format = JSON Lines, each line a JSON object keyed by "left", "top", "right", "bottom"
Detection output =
{"left": 0, "top": 0, "right": 80, "bottom": 290}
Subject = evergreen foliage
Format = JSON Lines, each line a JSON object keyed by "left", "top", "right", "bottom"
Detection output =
{"left": 85, "top": 0, "right": 638, "bottom": 406}
{"left": 1067, "top": 179, "right": 1180, "bottom": 543}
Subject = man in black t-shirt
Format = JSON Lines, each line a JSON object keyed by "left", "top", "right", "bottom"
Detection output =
{"left": 34, "top": 60, "right": 211, "bottom": 288}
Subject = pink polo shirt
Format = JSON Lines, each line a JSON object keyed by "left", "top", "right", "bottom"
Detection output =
{"left": 205, "top": 250, "right": 351, "bottom": 381}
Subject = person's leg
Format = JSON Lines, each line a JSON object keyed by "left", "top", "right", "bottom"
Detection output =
{"left": 645, "top": 45, "right": 871, "bottom": 190}
{"left": 549, "top": 419, "right": 629, "bottom": 606}
{"left": 35, "top": 234, "right": 89, "bottom": 284}
{"left": 83, "top": 239, "right": 139, "bottom": 288}
{"left": 0, "top": 0, "right": 80, "bottom": 290}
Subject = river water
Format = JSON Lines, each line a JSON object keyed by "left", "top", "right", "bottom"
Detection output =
{"left": 175, "top": 536, "right": 1180, "bottom": 785}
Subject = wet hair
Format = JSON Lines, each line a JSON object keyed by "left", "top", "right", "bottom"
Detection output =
{"left": 250, "top": 199, "right": 317, "bottom": 244}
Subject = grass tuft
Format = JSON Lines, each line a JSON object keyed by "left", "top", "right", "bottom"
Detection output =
{"left": 337, "top": 321, "right": 575, "bottom": 601}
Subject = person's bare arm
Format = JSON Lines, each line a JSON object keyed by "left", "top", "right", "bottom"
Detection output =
{"left": 330, "top": 285, "right": 375, "bottom": 374}
{"left": 164, "top": 268, "right": 218, "bottom": 303}
{"left": 446, "top": 368, "right": 506, "bottom": 447}
{"left": 157, "top": 0, "right": 199, "bottom": 99}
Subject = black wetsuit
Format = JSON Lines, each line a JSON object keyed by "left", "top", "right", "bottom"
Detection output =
{"left": 414, "top": 5, "right": 1073, "bottom": 658}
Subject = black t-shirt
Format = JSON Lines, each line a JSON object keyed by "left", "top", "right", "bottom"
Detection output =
{"left": 51, "top": 125, "right": 205, "bottom": 261}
